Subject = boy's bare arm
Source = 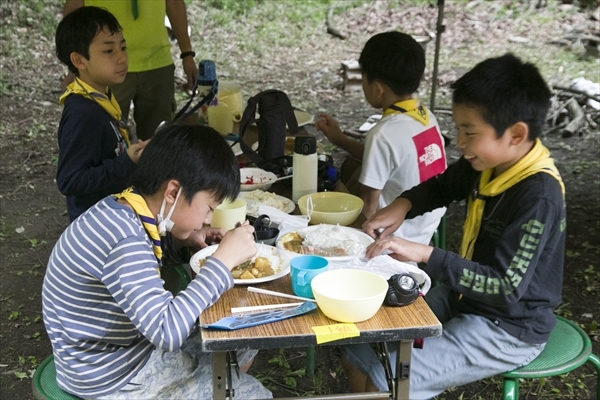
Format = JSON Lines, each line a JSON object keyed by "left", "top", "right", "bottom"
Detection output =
{"left": 316, "top": 113, "right": 364, "bottom": 160}
{"left": 359, "top": 184, "right": 381, "bottom": 219}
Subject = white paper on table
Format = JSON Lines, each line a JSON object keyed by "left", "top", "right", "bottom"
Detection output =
{"left": 257, "top": 205, "right": 309, "bottom": 233}
{"left": 327, "top": 254, "right": 432, "bottom": 295}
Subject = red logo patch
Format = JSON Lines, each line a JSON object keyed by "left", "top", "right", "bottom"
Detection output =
{"left": 412, "top": 126, "right": 446, "bottom": 182}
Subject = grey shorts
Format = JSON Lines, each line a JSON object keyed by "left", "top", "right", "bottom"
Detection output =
{"left": 342, "top": 286, "right": 546, "bottom": 399}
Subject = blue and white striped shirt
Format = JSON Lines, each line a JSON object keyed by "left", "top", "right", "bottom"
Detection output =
{"left": 42, "top": 196, "right": 233, "bottom": 397}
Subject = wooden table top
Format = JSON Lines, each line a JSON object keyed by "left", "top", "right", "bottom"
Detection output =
{"left": 200, "top": 275, "right": 441, "bottom": 352}
{"left": 201, "top": 151, "right": 441, "bottom": 352}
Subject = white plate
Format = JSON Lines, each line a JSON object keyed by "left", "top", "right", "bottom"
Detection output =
{"left": 190, "top": 243, "right": 291, "bottom": 285}
{"left": 276, "top": 224, "right": 374, "bottom": 261}
{"left": 240, "top": 168, "right": 277, "bottom": 191}
{"left": 239, "top": 190, "right": 295, "bottom": 217}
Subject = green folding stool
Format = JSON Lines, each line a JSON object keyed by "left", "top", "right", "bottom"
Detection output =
{"left": 32, "top": 355, "right": 82, "bottom": 400}
{"left": 501, "top": 315, "right": 600, "bottom": 400}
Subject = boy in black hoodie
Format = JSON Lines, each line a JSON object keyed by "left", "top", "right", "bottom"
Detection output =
{"left": 342, "top": 53, "right": 565, "bottom": 399}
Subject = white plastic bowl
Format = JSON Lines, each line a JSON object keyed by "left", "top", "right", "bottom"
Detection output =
{"left": 240, "top": 168, "right": 277, "bottom": 191}
{"left": 310, "top": 269, "right": 388, "bottom": 323}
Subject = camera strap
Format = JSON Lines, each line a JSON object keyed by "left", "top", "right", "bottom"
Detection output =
{"left": 172, "top": 80, "right": 219, "bottom": 123}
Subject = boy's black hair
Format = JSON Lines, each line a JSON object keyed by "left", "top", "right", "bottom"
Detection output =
{"left": 129, "top": 124, "right": 241, "bottom": 204}
{"left": 55, "top": 6, "right": 122, "bottom": 74}
{"left": 451, "top": 53, "right": 551, "bottom": 140}
{"left": 358, "top": 31, "right": 425, "bottom": 96}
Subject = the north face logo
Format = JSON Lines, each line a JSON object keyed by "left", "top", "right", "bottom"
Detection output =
{"left": 419, "top": 143, "right": 443, "bottom": 166}
{"left": 412, "top": 126, "right": 446, "bottom": 182}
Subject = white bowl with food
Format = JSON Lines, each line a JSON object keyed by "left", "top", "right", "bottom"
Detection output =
{"left": 238, "top": 189, "right": 295, "bottom": 217}
{"left": 276, "top": 224, "right": 374, "bottom": 261}
{"left": 190, "top": 243, "right": 291, "bottom": 284}
{"left": 240, "top": 168, "right": 277, "bottom": 191}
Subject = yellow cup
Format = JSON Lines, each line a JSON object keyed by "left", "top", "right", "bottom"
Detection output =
{"left": 210, "top": 198, "right": 247, "bottom": 231}
{"left": 207, "top": 104, "right": 242, "bottom": 136}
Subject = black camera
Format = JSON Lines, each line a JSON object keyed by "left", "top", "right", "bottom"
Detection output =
{"left": 384, "top": 273, "right": 419, "bottom": 307}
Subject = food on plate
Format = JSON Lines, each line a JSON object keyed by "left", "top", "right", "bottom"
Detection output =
{"left": 279, "top": 225, "right": 364, "bottom": 257}
{"left": 242, "top": 174, "right": 272, "bottom": 185}
{"left": 196, "top": 246, "right": 283, "bottom": 280}
{"left": 242, "top": 189, "right": 291, "bottom": 216}
{"left": 231, "top": 257, "right": 274, "bottom": 279}
{"left": 279, "top": 232, "right": 304, "bottom": 253}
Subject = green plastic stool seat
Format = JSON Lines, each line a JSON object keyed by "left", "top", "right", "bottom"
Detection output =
{"left": 33, "top": 355, "right": 82, "bottom": 400}
{"left": 501, "top": 315, "right": 600, "bottom": 400}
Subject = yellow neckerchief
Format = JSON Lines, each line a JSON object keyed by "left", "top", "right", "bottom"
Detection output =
{"left": 59, "top": 77, "right": 131, "bottom": 147}
{"left": 382, "top": 99, "right": 429, "bottom": 126}
{"left": 114, "top": 187, "right": 162, "bottom": 275}
{"left": 460, "top": 139, "right": 565, "bottom": 260}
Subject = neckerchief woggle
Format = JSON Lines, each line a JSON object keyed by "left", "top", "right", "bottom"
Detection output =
{"left": 114, "top": 187, "right": 162, "bottom": 277}
{"left": 59, "top": 77, "right": 131, "bottom": 149}
{"left": 383, "top": 99, "right": 429, "bottom": 126}
{"left": 460, "top": 138, "right": 565, "bottom": 260}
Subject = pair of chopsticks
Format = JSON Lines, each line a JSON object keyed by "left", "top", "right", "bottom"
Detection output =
{"left": 231, "top": 287, "right": 316, "bottom": 315}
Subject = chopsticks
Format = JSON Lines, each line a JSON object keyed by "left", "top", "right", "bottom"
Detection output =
{"left": 247, "top": 286, "right": 316, "bottom": 303}
{"left": 231, "top": 302, "right": 303, "bottom": 315}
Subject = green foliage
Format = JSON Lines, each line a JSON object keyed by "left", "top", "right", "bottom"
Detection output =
{"left": 255, "top": 348, "right": 336, "bottom": 396}
{"left": 0, "top": 218, "right": 14, "bottom": 240}
{"left": 1, "top": 0, "right": 60, "bottom": 39}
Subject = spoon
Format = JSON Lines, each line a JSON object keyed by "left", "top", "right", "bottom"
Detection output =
{"left": 275, "top": 175, "right": 293, "bottom": 182}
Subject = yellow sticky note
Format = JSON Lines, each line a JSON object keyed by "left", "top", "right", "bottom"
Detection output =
{"left": 312, "top": 324, "right": 360, "bottom": 344}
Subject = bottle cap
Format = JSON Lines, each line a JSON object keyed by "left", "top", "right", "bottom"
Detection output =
{"left": 294, "top": 136, "right": 316, "bottom": 155}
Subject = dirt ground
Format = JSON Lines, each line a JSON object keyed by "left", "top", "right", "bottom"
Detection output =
{"left": 1, "top": 1, "right": 599, "bottom": 399}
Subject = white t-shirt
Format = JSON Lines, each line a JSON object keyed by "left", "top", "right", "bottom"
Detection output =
{"left": 360, "top": 109, "right": 447, "bottom": 245}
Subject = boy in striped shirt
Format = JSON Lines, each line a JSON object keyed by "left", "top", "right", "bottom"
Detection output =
{"left": 42, "top": 124, "right": 271, "bottom": 399}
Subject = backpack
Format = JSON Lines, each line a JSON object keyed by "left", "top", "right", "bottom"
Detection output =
{"left": 238, "top": 90, "right": 299, "bottom": 175}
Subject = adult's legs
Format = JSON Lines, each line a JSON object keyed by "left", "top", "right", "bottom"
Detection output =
{"left": 131, "top": 64, "right": 176, "bottom": 140}
{"left": 111, "top": 65, "right": 176, "bottom": 141}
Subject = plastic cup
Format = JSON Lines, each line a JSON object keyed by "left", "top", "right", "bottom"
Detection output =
{"left": 210, "top": 198, "right": 247, "bottom": 231}
{"left": 290, "top": 255, "right": 329, "bottom": 299}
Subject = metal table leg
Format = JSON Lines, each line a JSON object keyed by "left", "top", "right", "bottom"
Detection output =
{"left": 394, "top": 341, "right": 412, "bottom": 400}
{"left": 212, "top": 352, "right": 229, "bottom": 400}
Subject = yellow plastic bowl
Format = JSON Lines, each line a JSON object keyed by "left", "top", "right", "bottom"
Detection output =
{"left": 298, "top": 192, "right": 364, "bottom": 226}
{"left": 310, "top": 269, "right": 388, "bottom": 323}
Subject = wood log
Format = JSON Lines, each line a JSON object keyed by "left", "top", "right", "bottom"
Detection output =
{"left": 340, "top": 60, "right": 361, "bottom": 91}
{"left": 553, "top": 85, "right": 600, "bottom": 103}
{"left": 562, "top": 97, "right": 587, "bottom": 138}
{"left": 326, "top": 4, "right": 347, "bottom": 40}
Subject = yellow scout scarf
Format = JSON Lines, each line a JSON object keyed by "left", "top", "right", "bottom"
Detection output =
{"left": 383, "top": 99, "right": 429, "bottom": 126}
{"left": 59, "top": 77, "right": 131, "bottom": 147}
{"left": 460, "top": 139, "right": 565, "bottom": 260}
{"left": 114, "top": 187, "right": 162, "bottom": 274}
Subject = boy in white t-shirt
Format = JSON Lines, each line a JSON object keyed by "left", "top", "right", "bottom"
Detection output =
{"left": 316, "top": 31, "right": 446, "bottom": 244}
